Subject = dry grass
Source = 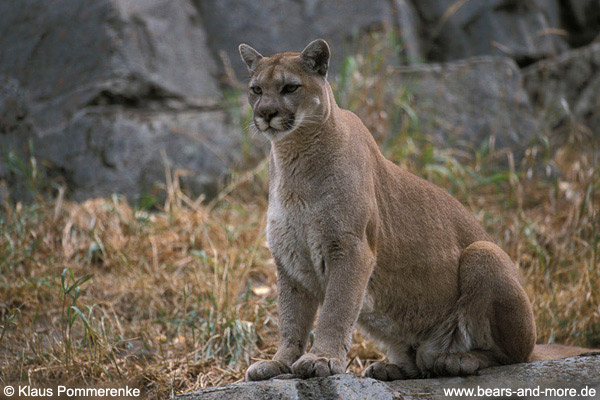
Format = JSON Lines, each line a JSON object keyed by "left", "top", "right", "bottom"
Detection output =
{"left": 1, "top": 34, "right": 599, "bottom": 398}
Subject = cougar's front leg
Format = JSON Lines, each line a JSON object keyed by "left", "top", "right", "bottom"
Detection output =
{"left": 292, "top": 236, "right": 375, "bottom": 378}
{"left": 246, "top": 262, "right": 318, "bottom": 381}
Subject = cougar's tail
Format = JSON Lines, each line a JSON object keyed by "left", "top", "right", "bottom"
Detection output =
{"left": 529, "top": 344, "right": 599, "bottom": 361}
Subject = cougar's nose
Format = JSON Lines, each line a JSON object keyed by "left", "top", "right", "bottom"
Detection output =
{"left": 258, "top": 108, "right": 278, "bottom": 123}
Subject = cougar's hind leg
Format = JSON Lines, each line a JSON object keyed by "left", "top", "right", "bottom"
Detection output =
{"left": 417, "top": 241, "right": 536, "bottom": 377}
{"left": 458, "top": 241, "right": 536, "bottom": 364}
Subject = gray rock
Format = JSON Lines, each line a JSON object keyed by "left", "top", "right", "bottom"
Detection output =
{"left": 523, "top": 43, "right": 600, "bottom": 135}
{"left": 411, "top": 0, "right": 568, "bottom": 65}
{"left": 2, "top": 0, "right": 598, "bottom": 201}
{"left": 392, "top": 57, "right": 538, "bottom": 154}
{"left": 193, "top": 0, "right": 600, "bottom": 82}
{"left": 0, "top": 0, "right": 220, "bottom": 131}
{"left": 177, "top": 374, "right": 399, "bottom": 400}
{"left": 195, "top": 0, "right": 403, "bottom": 78}
{"left": 35, "top": 108, "right": 246, "bottom": 201}
{"left": 0, "top": 0, "right": 264, "bottom": 201}
{"left": 175, "top": 354, "right": 600, "bottom": 400}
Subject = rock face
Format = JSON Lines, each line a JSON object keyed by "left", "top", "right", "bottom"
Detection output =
{"left": 35, "top": 109, "right": 241, "bottom": 199}
{"left": 176, "top": 354, "right": 600, "bottom": 400}
{"left": 0, "top": 0, "right": 260, "bottom": 201}
{"left": 523, "top": 43, "right": 600, "bottom": 135}
{"left": 392, "top": 57, "right": 538, "bottom": 152}
{"left": 0, "top": 0, "right": 220, "bottom": 129}
{"left": 198, "top": 0, "right": 599, "bottom": 79}
{"left": 196, "top": 0, "right": 411, "bottom": 77}
{"left": 410, "top": 0, "right": 568, "bottom": 65}
{"left": 1, "top": 0, "right": 599, "bottom": 200}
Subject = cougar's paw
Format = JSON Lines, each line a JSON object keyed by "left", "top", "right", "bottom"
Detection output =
{"left": 245, "top": 360, "right": 291, "bottom": 381}
{"left": 432, "top": 352, "right": 480, "bottom": 377}
{"left": 291, "top": 353, "right": 345, "bottom": 378}
{"left": 363, "top": 362, "right": 407, "bottom": 381}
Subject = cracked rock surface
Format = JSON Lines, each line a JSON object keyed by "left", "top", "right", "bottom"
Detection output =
{"left": 0, "top": 0, "right": 260, "bottom": 201}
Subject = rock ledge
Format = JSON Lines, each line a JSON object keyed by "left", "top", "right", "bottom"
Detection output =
{"left": 176, "top": 353, "right": 600, "bottom": 400}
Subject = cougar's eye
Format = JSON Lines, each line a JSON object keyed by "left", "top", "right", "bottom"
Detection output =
{"left": 250, "top": 86, "right": 262, "bottom": 95}
{"left": 282, "top": 84, "right": 299, "bottom": 94}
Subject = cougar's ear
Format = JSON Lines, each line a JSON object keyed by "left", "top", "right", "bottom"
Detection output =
{"left": 300, "top": 39, "right": 330, "bottom": 77}
{"left": 239, "top": 44, "right": 264, "bottom": 73}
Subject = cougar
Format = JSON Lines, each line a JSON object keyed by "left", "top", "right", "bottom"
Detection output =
{"left": 238, "top": 39, "right": 595, "bottom": 381}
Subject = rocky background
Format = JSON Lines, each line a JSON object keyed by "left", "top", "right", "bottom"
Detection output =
{"left": 0, "top": 0, "right": 599, "bottom": 201}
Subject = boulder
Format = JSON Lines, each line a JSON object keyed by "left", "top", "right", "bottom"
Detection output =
{"left": 195, "top": 0, "right": 417, "bottom": 78}
{"left": 0, "top": 0, "right": 220, "bottom": 130}
{"left": 408, "top": 0, "right": 568, "bottom": 65}
{"left": 194, "top": 0, "right": 582, "bottom": 79}
{"left": 176, "top": 353, "right": 600, "bottom": 400}
{"left": 0, "top": 0, "right": 262, "bottom": 200}
{"left": 523, "top": 43, "right": 600, "bottom": 135}
{"left": 392, "top": 57, "right": 538, "bottom": 153}
{"left": 35, "top": 109, "right": 241, "bottom": 201}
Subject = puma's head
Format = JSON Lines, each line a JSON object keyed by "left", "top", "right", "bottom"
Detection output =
{"left": 238, "top": 39, "right": 332, "bottom": 141}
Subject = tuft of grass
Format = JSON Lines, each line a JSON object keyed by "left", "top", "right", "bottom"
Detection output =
{"left": 1, "top": 32, "right": 598, "bottom": 397}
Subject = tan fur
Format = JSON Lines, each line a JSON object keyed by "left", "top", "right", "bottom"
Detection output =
{"left": 239, "top": 39, "right": 596, "bottom": 381}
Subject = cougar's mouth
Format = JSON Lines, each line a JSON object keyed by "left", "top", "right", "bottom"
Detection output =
{"left": 256, "top": 113, "right": 296, "bottom": 134}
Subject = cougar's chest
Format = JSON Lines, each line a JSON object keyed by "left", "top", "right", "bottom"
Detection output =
{"left": 267, "top": 187, "right": 326, "bottom": 298}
